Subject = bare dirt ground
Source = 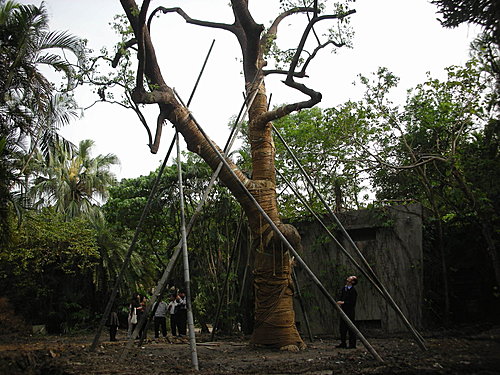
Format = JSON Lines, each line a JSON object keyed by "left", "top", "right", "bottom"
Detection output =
{"left": 0, "top": 326, "right": 499, "bottom": 375}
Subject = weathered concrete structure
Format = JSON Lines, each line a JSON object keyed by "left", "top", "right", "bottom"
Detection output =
{"left": 293, "top": 204, "right": 423, "bottom": 336}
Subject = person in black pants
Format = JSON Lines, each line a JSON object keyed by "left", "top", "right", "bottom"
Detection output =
{"left": 167, "top": 294, "right": 178, "bottom": 336}
{"left": 108, "top": 310, "right": 119, "bottom": 341}
{"left": 175, "top": 291, "right": 187, "bottom": 336}
{"left": 336, "top": 275, "right": 358, "bottom": 349}
{"left": 153, "top": 299, "right": 168, "bottom": 339}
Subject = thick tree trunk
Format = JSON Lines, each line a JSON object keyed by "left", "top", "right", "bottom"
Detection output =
{"left": 120, "top": 0, "right": 305, "bottom": 349}
{"left": 245, "top": 84, "right": 304, "bottom": 347}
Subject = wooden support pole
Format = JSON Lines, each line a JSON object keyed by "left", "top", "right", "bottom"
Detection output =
{"left": 210, "top": 213, "right": 244, "bottom": 341}
{"left": 90, "top": 136, "right": 176, "bottom": 352}
{"left": 273, "top": 126, "right": 427, "bottom": 350}
{"left": 292, "top": 268, "right": 314, "bottom": 343}
{"left": 172, "top": 90, "right": 384, "bottom": 362}
{"left": 176, "top": 131, "right": 199, "bottom": 371}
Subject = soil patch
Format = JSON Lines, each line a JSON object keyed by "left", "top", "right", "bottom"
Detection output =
{"left": 0, "top": 327, "right": 499, "bottom": 375}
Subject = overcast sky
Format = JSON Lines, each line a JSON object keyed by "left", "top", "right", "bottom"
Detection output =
{"left": 22, "top": 0, "right": 479, "bottom": 180}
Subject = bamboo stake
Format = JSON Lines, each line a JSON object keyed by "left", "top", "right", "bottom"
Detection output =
{"left": 173, "top": 89, "right": 384, "bottom": 362}
{"left": 210, "top": 212, "right": 244, "bottom": 341}
{"left": 176, "top": 130, "right": 199, "bottom": 370}
{"left": 121, "top": 76, "right": 262, "bottom": 358}
{"left": 292, "top": 268, "right": 314, "bottom": 342}
{"left": 90, "top": 135, "right": 176, "bottom": 352}
{"left": 187, "top": 40, "right": 215, "bottom": 107}
{"left": 273, "top": 126, "right": 427, "bottom": 349}
{"left": 238, "top": 228, "right": 252, "bottom": 307}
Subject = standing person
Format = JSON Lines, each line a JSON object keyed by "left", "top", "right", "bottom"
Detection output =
{"left": 167, "top": 294, "right": 177, "bottom": 336}
{"left": 137, "top": 295, "right": 147, "bottom": 339}
{"left": 175, "top": 290, "right": 187, "bottom": 336}
{"left": 108, "top": 310, "right": 119, "bottom": 342}
{"left": 336, "top": 275, "right": 358, "bottom": 349}
{"left": 153, "top": 298, "right": 168, "bottom": 339}
{"left": 127, "top": 294, "right": 140, "bottom": 339}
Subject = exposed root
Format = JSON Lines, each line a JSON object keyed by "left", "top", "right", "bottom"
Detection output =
{"left": 279, "top": 344, "right": 300, "bottom": 352}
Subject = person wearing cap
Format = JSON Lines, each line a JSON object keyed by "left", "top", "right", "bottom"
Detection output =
{"left": 336, "top": 275, "right": 358, "bottom": 349}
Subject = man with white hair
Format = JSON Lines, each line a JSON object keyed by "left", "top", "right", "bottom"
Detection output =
{"left": 336, "top": 275, "right": 358, "bottom": 349}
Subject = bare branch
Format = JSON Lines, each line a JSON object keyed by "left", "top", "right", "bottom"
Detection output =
{"left": 264, "top": 39, "right": 344, "bottom": 77}
{"left": 266, "top": 7, "right": 315, "bottom": 37}
{"left": 263, "top": 69, "right": 307, "bottom": 77}
{"left": 111, "top": 38, "right": 137, "bottom": 68}
{"left": 154, "top": 6, "right": 236, "bottom": 32}
{"left": 299, "top": 39, "right": 344, "bottom": 75}
{"left": 256, "top": 9, "right": 355, "bottom": 126}
{"left": 149, "top": 109, "right": 167, "bottom": 154}
{"left": 82, "top": 99, "right": 129, "bottom": 111}
{"left": 255, "top": 89, "right": 321, "bottom": 126}
{"left": 287, "top": 11, "right": 355, "bottom": 81}
{"left": 128, "top": 91, "right": 154, "bottom": 148}
{"left": 354, "top": 139, "right": 448, "bottom": 170}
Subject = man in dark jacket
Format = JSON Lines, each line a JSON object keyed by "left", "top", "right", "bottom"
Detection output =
{"left": 336, "top": 275, "right": 358, "bottom": 349}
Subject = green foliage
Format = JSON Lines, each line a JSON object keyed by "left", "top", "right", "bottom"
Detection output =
{"left": 0, "top": 208, "right": 99, "bottom": 330}
{"left": 431, "top": 0, "right": 500, "bottom": 44}
{"left": 356, "top": 58, "right": 500, "bottom": 298}
{"left": 261, "top": 105, "right": 371, "bottom": 217}
{"left": 0, "top": 0, "right": 88, "bottom": 243}
{"left": 30, "top": 139, "right": 119, "bottom": 221}
{"left": 103, "top": 152, "right": 244, "bottom": 328}
{"left": 364, "top": 60, "right": 497, "bottom": 216}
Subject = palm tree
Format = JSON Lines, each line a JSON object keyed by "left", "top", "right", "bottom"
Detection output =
{"left": 0, "top": 0, "right": 86, "bottom": 241}
{"left": 1, "top": 1, "right": 85, "bottom": 103}
{"left": 31, "top": 139, "right": 119, "bottom": 221}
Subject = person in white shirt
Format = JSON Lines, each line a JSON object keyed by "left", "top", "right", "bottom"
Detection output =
{"left": 167, "top": 294, "right": 178, "bottom": 336}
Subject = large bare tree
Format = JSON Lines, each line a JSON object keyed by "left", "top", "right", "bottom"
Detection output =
{"left": 117, "top": 0, "right": 355, "bottom": 350}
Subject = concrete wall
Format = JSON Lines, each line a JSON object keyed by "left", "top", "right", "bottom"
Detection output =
{"left": 292, "top": 204, "right": 423, "bottom": 336}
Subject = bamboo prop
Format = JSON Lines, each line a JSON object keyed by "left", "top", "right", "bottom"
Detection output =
{"left": 90, "top": 135, "right": 176, "bottom": 352}
{"left": 292, "top": 268, "right": 314, "bottom": 342}
{"left": 238, "top": 229, "right": 252, "bottom": 307}
{"left": 210, "top": 212, "right": 244, "bottom": 341}
{"left": 135, "top": 38, "right": 218, "bottom": 349}
{"left": 176, "top": 131, "right": 199, "bottom": 370}
{"left": 272, "top": 126, "right": 427, "bottom": 349}
{"left": 173, "top": 89, "right": 384, "bottom": 363}
{"left": 276, "top": 169, "right": 387, "bottom": 301}
{"left": 187, "top": 40, "right": 215, "bottom": 107}
{"left": 122, "top": 76, "right": 263, "bottom": 356}
{"left": 122, "top": 163, "right": 220, "bottom": 358}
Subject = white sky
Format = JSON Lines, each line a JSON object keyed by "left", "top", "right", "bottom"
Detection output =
{"left": 22, "top": 0, "right": 479, "bottom": 180}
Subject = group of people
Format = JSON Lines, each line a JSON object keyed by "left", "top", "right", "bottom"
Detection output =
{"left": 126, "top": 290, "right": 187, "bottom": 340}
{"left": 108, "top": 276, "right": 359, "bottom": 348}
{"left": 152, "top": 291, "right": 187, "bottom": 339}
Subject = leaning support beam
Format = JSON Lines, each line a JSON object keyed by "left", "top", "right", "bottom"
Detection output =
{"left": 173, "top": 89, "right": 384, "bottom": 363}
{"left": 121, "top": 77, "right": 262, "bottom": 358}
{"left": 187, "top": 39, "right": 215, "bottom": 107}
{"left": 276, "top": 169, "right": 384, "bottom": 294}
{"left": 292, "top": 268, "right": 314, "bottom": 343}
{"left": 273, "top": 126, "right": 427, "bottom": 350}
{"left": 90, "top": 135, "right": 176, "bottom": 352}
{"left": 176, "top": 131, "right": 199, "bottom": 370}
{"left": 210, "top": 212, "right": 244, "bottom": 341}
{"left": 122, "top": 160, "right": 221, "bottom": 359}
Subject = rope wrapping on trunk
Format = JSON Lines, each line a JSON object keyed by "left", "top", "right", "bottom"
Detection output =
{"left": 250, "top": 224, "right": 304, "bottom": 347}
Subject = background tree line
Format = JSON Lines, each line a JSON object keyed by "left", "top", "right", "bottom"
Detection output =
{"left": 0, "top": 0, "right": 498, "bottom": 333}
